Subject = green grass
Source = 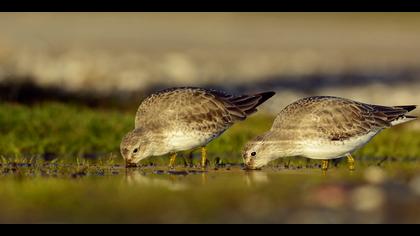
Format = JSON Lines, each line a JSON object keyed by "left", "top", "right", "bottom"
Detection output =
{"left": 0, "top": 102, "right": 132, "bottom": 158}
{"left": 0, "top": 102, "right": 419, "bottom": 166}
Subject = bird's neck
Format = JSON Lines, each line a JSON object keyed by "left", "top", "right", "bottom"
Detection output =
{"left": 263, "top": 132, "right": 301, "bottom": 159}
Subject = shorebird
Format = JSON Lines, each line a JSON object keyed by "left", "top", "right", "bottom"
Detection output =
{"left": 243, "top": 96, "right": 417, "bottom": 171}
{"left": 121, "top": 87, "right": 275, "bottom": 169}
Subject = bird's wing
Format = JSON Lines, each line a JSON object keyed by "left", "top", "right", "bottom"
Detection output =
{"left": 175, "top": 90, "right": 238, "bottom": 133}
{"left": 311, "top": 100, "right": 389, "bottom": 141}
{"left": 226, "top": 91, "right": 275, "bottom": 117}
{"left": 272, "top": 96, "right": 415, "bottom": 141}
{"left": 135, "top": 87, "right": 275, "bottom": 133}
{"left": 134, "top": 88, "right": 237, "bottom": 132}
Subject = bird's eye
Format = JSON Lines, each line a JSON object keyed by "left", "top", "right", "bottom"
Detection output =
{"left": 251, "top": 152, "right": 256, "bottom": 157}
{"left": 133, "top": 148, "right": 139, "bottom": 154}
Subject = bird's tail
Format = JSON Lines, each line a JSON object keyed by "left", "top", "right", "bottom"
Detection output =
{"left": 372, "top": 105, "right": 417, "bottom": 126}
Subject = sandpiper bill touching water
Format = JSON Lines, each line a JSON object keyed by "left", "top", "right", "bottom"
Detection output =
{"left": 121, "top": 87, "right": 275, "bottom": 168}
{"left": 243, "top": 96, "right": 417, "bottom": 171}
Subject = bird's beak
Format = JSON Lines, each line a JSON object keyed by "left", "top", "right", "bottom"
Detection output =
{"left": 244, "top": 158, "right": 264, "bottom": 170}
{"left": 125, "top": 160, "right": 138, "bottom": 168}
{"left": 243, "top": 159, "right": 256, "bottom": 170}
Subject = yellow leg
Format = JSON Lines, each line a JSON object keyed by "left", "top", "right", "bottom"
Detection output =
{"left": 346, "top": 153, "right": 356, "bottom": 171}
{"left": 321, "top": 160, "right": 330, "bottom": 172}
{"left": 169, "top": 153, "right": 177, "bottom": 169}
{"left": 201, "top": 147, "right": 207, "bottom": 169}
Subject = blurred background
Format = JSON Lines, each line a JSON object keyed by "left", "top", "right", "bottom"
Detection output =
{"left": 1, "top": 12, "right": 419, "bottom": 116}
{"left": 1, "top": 13, "right": 420, "bottom": 224}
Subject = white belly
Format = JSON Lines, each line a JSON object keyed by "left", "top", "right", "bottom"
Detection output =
{"left": 163, "top": 131, "right": 218, "bottom": 153}
{"left": 300, "top": 131, "right": 379, "bottom": 160}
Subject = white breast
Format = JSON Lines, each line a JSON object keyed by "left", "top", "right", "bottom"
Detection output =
{"left": 300, "top": 131, "right": 379, "bottom": 160}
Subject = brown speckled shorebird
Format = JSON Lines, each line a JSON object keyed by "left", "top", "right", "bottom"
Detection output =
{"left": 121, "top": 87, "right": 275, "bottom": 168}
{"left": 243, "top": 96, "right": 417, "bottom": 172}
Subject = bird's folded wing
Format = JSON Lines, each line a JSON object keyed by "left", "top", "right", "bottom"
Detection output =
{"left": 271, "top": 96, "right": 416, "bottom": 141}
{"left": 314, "top": 102, "right": 415, "bottom": 141}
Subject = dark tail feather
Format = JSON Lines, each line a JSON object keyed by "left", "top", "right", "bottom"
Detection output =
{"left": 372, "top": 104, "right": 417, "bottom": 124}
{"left": 229, "top": 91, "right": 275, "bottom": 116}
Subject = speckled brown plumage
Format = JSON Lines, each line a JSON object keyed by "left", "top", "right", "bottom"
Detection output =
{"left": 271, "top": 96, "right": 416, "bottom": 141}
{"left": 136, "top": 87, "right": 274, "bottom": 139}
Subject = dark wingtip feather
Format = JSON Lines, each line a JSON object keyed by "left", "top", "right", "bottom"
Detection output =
{"left": 227, "top": 91, "right": 275, "bottom": 118}
{"left": 255, "top": 91, "right": 276, "bottom": 107}
{"left": 241, "top": 91, "right": 276, "bottom": 115}
{"left": 396, "top": 105, "right": 417, "bottom": 112}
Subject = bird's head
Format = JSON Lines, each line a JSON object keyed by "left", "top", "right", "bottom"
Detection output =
{"left": 120, "top": 128, "right": 153, "bottom": 167}
{"left": 242, "top": 132, "right": 295, "bottom": 170}
{"left": 242, "top": 134, "right": 274, "bottom": 170}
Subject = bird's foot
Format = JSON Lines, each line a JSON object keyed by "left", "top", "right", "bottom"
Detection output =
{"left": 346, "top": 154, "right": 356, "bottom": 171}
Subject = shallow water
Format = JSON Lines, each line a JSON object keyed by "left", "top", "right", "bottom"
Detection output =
{"left": 1, "top": 163, "right": 420, "bottom": 223}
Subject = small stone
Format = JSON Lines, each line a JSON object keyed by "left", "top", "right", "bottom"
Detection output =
{"left": 168, "top": 170, "right": 189, "bottom": 176}
{"left": 409, "top": 176, "right": 420, "bottom": 196}
{"left": 308, "top": 184, "right": 348, "bottom": 209}
{"left": 154, "top": 170, "right": 165, "bottom": 175}
{"left": 351, "top": 185, "right": 385, "bottom": 212}
{"left": 364, "top": 166, "right": 387, "bottom": 185}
